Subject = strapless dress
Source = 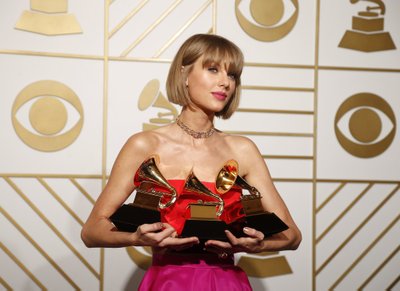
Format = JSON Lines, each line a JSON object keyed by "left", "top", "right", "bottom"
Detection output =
{"left": 136, "top": 180, "right": 252, "bottom": 290}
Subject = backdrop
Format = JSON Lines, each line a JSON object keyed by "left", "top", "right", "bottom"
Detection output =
{"left": 1, "top": 0, "right": 399, "bottom": 290}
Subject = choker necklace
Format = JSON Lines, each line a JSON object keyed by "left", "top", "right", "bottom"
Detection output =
{"left": 176, "top": 116, "right": 215, "bottom": 139}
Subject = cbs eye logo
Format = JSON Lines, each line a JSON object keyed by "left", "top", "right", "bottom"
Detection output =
{"left": 235, "top": 0, "right": 299, "bottom": 42}
{"left": 11, "top": 80, "right": 84, "bottom": 152}
{"left": 334, "top": 93, "right": 396, "bottom": 158}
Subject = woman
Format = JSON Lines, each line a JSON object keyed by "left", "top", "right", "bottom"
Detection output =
{"left": 81, "top": 34, "right": 301, "bottom": 290}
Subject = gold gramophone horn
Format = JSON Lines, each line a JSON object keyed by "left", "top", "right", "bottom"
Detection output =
{"left": 138, "top": 79, "right": 178, "bottom": 127}
{"left": 216, "top": 159, "right": 261, "bottom": 197}
{"left": 135, "top": 155, "right": 177, "bottom": 209}
{"left": 184, "top": 171, "right": 224, "bottom": 217}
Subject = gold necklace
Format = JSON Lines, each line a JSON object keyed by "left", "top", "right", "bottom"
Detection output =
{"left": 176, "top": 116, "right": 215, "bottom": 139}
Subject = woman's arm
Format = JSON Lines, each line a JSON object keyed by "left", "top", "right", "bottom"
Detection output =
{"left": 81, "top": 133, "right": 154, "bottom": 247}
{"left": 240, "top": 137, "right": 302, "bottom": 251}
{"left": 81, "top": 133, "right": 199, "bottom": 249}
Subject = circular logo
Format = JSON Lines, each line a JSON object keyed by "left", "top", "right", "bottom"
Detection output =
{"left": 235, "top": 0, "right": 299, "bottom": 42}
{"left": 334, "top": 93, "right": 396, "bottom": 158}
{"left": 11, "top": 80, "right": 84, "bottom": 152}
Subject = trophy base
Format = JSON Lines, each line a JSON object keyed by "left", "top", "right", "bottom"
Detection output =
{"left": 228, "top": 212, "right": 288, "bottom": 238}
{"left": 339, "top": 30, "right": 396, "bottom": 52}
{"left": 110, "top": 204, "right": 160, "bottom": 232}
{"left": 181, "top": 219, "right": 228, "bottom": 242}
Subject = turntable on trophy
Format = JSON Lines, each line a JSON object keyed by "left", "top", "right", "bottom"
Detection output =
{"left": 215, "top": 160, "right": 289, "bottom": 238}
{"left": 110, "top": 155, "right": 177, "bottom": 232}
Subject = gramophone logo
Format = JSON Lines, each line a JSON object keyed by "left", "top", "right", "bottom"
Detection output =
{"left": 138, "top": 79, "right": 178, "bottom": 131}
{"left": 339, "top": 0, "right": 396, "bottom": 52}
{"left": 235, "top": 0, "right": 299, "bottom": 42}
{"left": 15, "top": 0, "right": 82, "bottom": 35}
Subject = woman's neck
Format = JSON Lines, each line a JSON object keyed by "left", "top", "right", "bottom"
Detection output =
{"left": 178, "top": 109, "right": 214, "bottom": 132}
{"left": 176, "top": 109, "right": 215, "bottom": 139}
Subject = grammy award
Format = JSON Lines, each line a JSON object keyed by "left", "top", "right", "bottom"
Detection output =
{"left": 180, "top": 172, "right": 228, "bottom": 241}
{"left": 338, "top": 0, "right": 395, "bottom": 52}
{"left": 216, "top": 160, "right": 288, "bottom": 237}
{"left": 110, "top": 155, "right": 177, "bottom": 232}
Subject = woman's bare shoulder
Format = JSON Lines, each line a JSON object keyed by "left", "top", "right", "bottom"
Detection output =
{"left": 120, "top": 129, "right": 165, "bottom": 158}
{"left": 220, "top": 132, "right": 259, "bottom": 153}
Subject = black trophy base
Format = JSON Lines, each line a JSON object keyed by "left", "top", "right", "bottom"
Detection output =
{"left": 181, "top": 219, "right": 228, "bottom": 242}
{"left": 228, "top": 212, "right": 288, "bottom": 238}
{"left": 110, "top": 204, "right": 160, "bottom": 232}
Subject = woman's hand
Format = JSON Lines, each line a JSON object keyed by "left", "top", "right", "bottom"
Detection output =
{"left": 133, "top": 222, "right": 199, "bottom": 250}
{"left": 204, "top": 227, "right": 265, "bottom": 256}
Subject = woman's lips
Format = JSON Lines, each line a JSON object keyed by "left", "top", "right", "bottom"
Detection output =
{"left": 212, "top": 92, "right": 227, "bottom": 101}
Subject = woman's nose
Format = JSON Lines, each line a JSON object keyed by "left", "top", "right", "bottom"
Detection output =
{"left": 219, "top": 73, "right": 229, "bottom": 88}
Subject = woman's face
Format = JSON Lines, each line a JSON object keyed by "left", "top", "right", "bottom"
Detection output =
{"left": 185, "top": 56, "right": 236, "bottom": 114}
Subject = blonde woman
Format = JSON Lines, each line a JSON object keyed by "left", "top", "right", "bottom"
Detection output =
{"left": 81, "top": 34, "right": 301, "bottom": 290}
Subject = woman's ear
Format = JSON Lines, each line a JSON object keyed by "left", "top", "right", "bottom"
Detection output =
{"left": 181, "top": 66, "right": 189, "bottom": 87}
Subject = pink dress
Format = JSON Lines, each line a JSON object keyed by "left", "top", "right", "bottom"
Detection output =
{"left": 137, "top": 180, "right": 252, "bottom": 291}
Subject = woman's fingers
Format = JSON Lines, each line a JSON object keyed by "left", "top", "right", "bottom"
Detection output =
{"left": 204, "top": 228, "right": 265, "bottom": 254}
{"left": 243, "top": 227, "right": 264, "bottom": 241}
{"left": 136, "top": 222, "right": 164, "bottom": 235}
{"left": 164, "top": 236, "right": 200, "bottom": 250}
{"left": 135, "top": 222, "right": 176, "bottom": 245}
{"left": 156, "top": 236, "right": 199, "bottom": 249}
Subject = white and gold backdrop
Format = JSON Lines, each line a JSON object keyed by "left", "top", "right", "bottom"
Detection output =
{"left": 1, "top": 0, "right": 399, "bottom": 290}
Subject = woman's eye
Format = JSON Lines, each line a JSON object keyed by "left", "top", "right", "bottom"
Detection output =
{"left": 208, "top": 67, "right": 218, "bottom": 73}
{"left": 228, "top": 74, "right": 236, "bottom": 80}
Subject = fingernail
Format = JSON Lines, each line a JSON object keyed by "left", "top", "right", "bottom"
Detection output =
{"left": 243, "top": 227, "right": 250, "bottom": 232}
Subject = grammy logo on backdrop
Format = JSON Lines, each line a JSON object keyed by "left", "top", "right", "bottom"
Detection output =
{"left": 15, "top": 0, "right": 82, "bottom": 35}
{"left": 138, "top": 79, "right": 178, "bottom": 131}
{"left": 339, "top": 0, "right": 396, "bottom": 52}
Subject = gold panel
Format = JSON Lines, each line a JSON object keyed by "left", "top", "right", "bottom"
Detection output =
{"left": 15, "top": 11, "right": 82, "bottom": 36}
{"left": 237, "top": 254, "right": 292, "bottom": 277}
{"left": 15, "top": 0, "right": 82, "bottom": 36}
{"left": 31, "top": 0, "right": 68, "bottom": 13}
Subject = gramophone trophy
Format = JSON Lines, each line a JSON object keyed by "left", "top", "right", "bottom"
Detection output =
{"left": 110, "top": 155, "right": 177, "bottom": 232}
{"left": 216, "top": 160, "right": 288, "bottom": 237}
{"left": 338, "top": 0, "right": 395, "bottom": 52}
{"left": 180, "top": 172, "right": 228, "bottom": 241}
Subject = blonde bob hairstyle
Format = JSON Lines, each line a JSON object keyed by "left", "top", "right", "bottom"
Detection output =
{"left": 166, "top": 34, "right": 244, "bottom": 119}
